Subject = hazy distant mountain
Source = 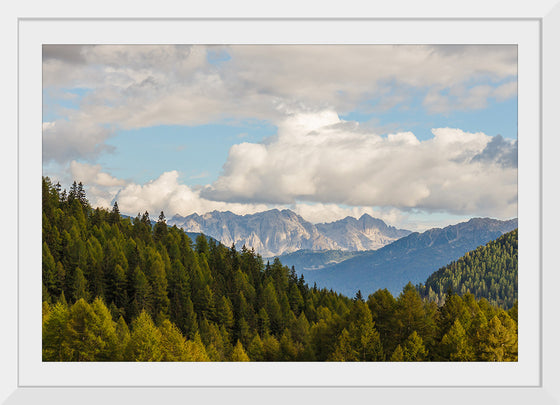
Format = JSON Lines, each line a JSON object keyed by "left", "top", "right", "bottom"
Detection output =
{"left": 316, "top": 214, "right": 411, "bottom": 251}
{"left": 275, "top": 249, "right": 365, "bottom": 271}
{"left": 298, "top": 217, "right": 518, "bottom": 297}
{"left": 168, "top": 209, "right": 410, "bottom": 257}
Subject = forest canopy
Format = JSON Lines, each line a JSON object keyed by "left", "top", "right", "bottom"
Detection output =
{"left": 42, "top": 177, "right": 518, "bottom": 362}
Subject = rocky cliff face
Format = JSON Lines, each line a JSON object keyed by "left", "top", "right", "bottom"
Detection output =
{"left": 168, "top": 209, "right": 410, "bottom": 257}
{"left": 316, "top": 214, "right": 411, "bottom": 251}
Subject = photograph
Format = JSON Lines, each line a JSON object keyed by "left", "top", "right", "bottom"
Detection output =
{"left": 41, "top": 44, "right": 519, "bottom": 362}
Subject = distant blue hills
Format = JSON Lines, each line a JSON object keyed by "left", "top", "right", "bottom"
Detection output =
{"left": 277, "top": 217, "right": 518, "bottom": 297}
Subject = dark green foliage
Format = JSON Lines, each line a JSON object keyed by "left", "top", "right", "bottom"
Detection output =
{"left": 42, "top": 178, "right": 518, "bottom": 362}
{"left": 418, "top": 229, "right": 518, "bottom": 308}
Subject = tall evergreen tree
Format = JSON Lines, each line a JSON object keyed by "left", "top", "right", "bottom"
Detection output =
{"left": 231, "top": 340, "right": 251, "bottom": 361}
{"left": 125, "top": 310, "right": 163, "bottom": 361}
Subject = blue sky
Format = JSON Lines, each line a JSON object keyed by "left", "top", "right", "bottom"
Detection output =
{"left": 95, "top": 122, "right": 276, "bottom": 186}
{"left": 42, "top": 45, "right": 518, "bottom": 230}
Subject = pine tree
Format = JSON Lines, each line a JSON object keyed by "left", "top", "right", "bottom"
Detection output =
{"left": 247, "top": 334, "right": 265, "bottom": 361}
{"left": 129, "top": 266, "right": 152, "bottom": 319}
{"left": 235, "top": 317, "right": 252, "bottom": 347}
{"left": 183, "top": 296, "right": 199, "bottom": 340}
{"left": 262, "top": 333, "right": 281, "bottom": 361}
{"left": 145, "top": 251, "right": 169, "bottom": 321}
{"left": 65, "top": 299, "right": 110, "bottom": 361}
{"left": 216, "top": 296, "right": 235, "bottom": 332}
{"left": 395, "top": 283, "right": 435, "bottom": 349}
{"left": 279, "top": 330, "right": 301, "bottom": 361}
{"left": 390, "top": 345, "right": 404, "bottom": 361}
{"left": 260, "top": 280, "right": 282, "bottom": 335}
{"left": 368, "top": 288, "right": 397, "bottom": 356}
{"left": 153, "top": 211, "right": 168, "bottom": 242}
{"left": 347, "top": 299, "right": 384, "bottom": 361}
{"left": 195, "top": 234, "right": 210, "bottom": 257}
{"left": 160, "top": 319, "right": 189, "bottom": 361}
{"left": 184, "top": 332, "right": 210, "bottom": 361}
{"left": 438, "top": 293, "right": 470, "bottom": 340}
{"left": 42, "top": 242, "right": 58, "bottom": 299}
{"left": 478, "top": 314, "right": 518, "bottom": 361}
{"left": 90, "top": 298, "right": 119, "bottom": 361}
{"left": 125, "top": 310, "right": 163, "bottom": 361}
{"left": 440, "top": 319, "right": 474, "bottom": 361}
{"left": 71, "top": 267, "right": 89, "bottom": 302}
{"left": 115, "top": 316, "right": 131, "bottom": 361}
{"left": 110, "top": 201, "right": 121, "bottom": 225}
{"left": 329, "top": 329, "right": 357, "bottom": 361}
{"left": 42, "top": 301, "right": 70, "bottom": 361}
{"left": 231, "top": 340, "right": 251, "bottom": 361}
{"left": 402, "top": 331, "right": 427, "bottom": 361}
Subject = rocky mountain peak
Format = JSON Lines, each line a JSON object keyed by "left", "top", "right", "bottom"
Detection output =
{"left": 167, "top": 209, "right": 411, "bottom": 256}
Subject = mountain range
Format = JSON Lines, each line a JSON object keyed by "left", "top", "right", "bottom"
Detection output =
{"left": 168, "top": 209, "right": 411, "bottom": 257}
{"left": 168, "top": 209, "right": 517, "bottom": 297}
{"left": 288, "top": 217, "right": 518, "bottom": 297}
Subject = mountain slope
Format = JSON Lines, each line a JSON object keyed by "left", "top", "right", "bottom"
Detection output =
{"left": 417, "top": 228, "right": 518, "bottom": 308}
{"left": 275, "top": 249, "right": 365, "bottom": 271}
{"left": 299, "top": 217, "right": 518, "bottom": 297}
{"left": 168, "top": 210, "right": 410, "bottom": 257}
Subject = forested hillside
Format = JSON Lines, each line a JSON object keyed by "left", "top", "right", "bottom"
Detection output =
{"left": 298, "top": 217, "right": 517, "bottom": 297}
{"left": 417, "top": 229, "right": 518, "bottom": 308}
{"left": 42, "top": 177, "right": 518, "bottom": 361}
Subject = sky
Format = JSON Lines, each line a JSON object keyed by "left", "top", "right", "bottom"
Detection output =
{"left": 42, "top": 45, "right": 518, "bottom": 231}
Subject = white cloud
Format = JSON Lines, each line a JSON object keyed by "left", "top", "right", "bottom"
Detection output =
{"left": 69, "top": 161, "right": 126, "bottom": 187}
{"left": 112, "top": 171, "right": 271, "bottom": 218}
{"left": 201, "top": 111, "right": 517, "bottom": 218}
{"left": 493, "top": 81, "right": 518, "bottom": 101}
{"left": 42, "top": 45, "right": 517, "bottom": 164}
{"left": 42, "top": 118, "right": 114, "bottom": 163}
{"left": 423, "top": 80, "right": 517, "bottom": 113}
{"left": 291, "top": 203, "right": 406, "bottom": 227}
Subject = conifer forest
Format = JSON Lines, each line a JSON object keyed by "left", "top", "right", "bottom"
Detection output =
{"left": 42, "top": 177, "right": 518, "bottom": 362}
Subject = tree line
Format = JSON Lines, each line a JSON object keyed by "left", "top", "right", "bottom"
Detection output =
{"left": 42, "top": 177, "right": 518, "bottom": 361}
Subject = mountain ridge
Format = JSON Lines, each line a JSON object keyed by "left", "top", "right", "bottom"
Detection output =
{"left": 168, "top": 209, "right": 411, "bottom": 257}
{"left": 291, "top": 217, "right": 518, "bottom": 297}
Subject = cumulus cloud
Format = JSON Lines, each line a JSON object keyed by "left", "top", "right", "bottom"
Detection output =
{"left": 226, "top": 45, "right": 517, "bottom": 109}
{"left": 69, "top": 161, "right": 126, "bottom": 187}
{"left": 111, "top": 171, "right": 271, "bottom": 218}
{"left": 201, "top": 111, "right": 517, "bottom": 218}
{"left": 42, "top": 45, "right": 517, "bottom": 164}
{"left": 70, "top": 168, "right": 420, "bottom": 228}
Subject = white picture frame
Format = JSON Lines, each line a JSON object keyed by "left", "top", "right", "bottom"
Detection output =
{"left": 4, "top": 0, "right": 560, "bottom": 403}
